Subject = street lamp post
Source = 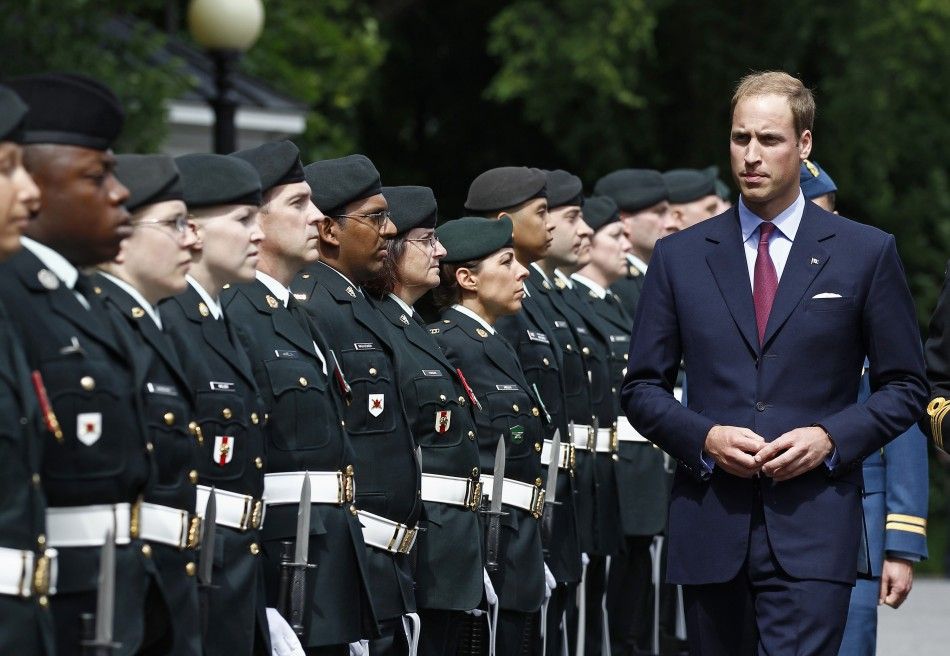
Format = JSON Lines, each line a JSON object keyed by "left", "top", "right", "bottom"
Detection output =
{"left": 187, "top": 0, "right": 265, "bottom": 154}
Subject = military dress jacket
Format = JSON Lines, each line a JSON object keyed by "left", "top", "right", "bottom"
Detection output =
{"left": 160, "top": 283, "right": 270, "bottom": 656}
{"left": 609, "top": 256, "right": 646, "bottom": 320}
{"left": 374, "top": 294, "right": 483, "bottom": 612}
{"left": 224, "top": 279, "right": 377, "bottom": 646}
{"left": 430, "top": 307, "right": 546, "bottom": 613}
{"left": 0, "top": 299, "right": 54, "bottom": 656}
{"left": 924, "top": 260, "right": 950, "bottom": 451}
{"left": 0, "top": 248, "right": 167, "bottom": 655}
{"left": 95, "top": 274, "right": 203, "bottom": 656}
{"left": 292, "top": 261, "right": 421, "bottom": 621}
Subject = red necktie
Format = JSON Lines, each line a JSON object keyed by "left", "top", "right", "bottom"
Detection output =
{"left": 753, "top": 222, "right": 778, "bottom": 345}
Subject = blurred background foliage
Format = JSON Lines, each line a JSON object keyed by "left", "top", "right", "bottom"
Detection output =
{"left": 4, "top": 0, "right": 950, "bottom": 570}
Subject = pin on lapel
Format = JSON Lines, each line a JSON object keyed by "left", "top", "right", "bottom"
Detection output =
{"left": 265, "top": 295, "right": 279, "bottom": 309}
{"left": 400, "top": 314, "right": 409, "bottom": 326}
{"left": 346, "top": 286, "right": 356, "bottom": 298}
{"left": 810, "top": 257, "right": 820, "bottom": 265}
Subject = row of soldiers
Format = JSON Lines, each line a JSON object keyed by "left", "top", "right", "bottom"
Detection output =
{"left": 0, "top": 72, "right": 735, "bottom": 656}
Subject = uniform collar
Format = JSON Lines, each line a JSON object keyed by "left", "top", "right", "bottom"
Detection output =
{"left": 98, "top": 272, "right": 163, "bottom": 329}
{"left": 554, "top": 269, "right": 574, "bottom": 289}
{"left": 186, "top": 275, "right": 222, "bottom": 320}
{"left": 256, "top": 270, "right": 290, "bottom": 307}
{"left": 626, "top": 254, "right": 648, "bottom": 274}
{"left": 321, "top": 262, "right": 361, "bottom": 294}
{"left": 451, "top": 303, "right": 496, "bottom": 334}
{"left": 21, "top": 236, "right": 80, "bottom": 290}
{"left": 387, "top": 292, "right": 414, "bottom": 316}
{"left": 571, "top": 272, "right": 607, "bottom": 299}
{"left": 530, "top": 262, "right": 553, "bottom": 287}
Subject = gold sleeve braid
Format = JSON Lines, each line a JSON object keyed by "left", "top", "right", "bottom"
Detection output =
{"left": 927, "top": 397, "right": 950, "bottom": 450}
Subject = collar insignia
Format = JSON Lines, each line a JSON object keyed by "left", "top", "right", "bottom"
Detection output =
{"left": 37, "top": 269, "right": 59, "bottom": 290}
{"left": 265, "top": 294, "right": 279, "bottom": 309}
{"left": 131, "top": 307, "right": 145, "bottom": 319}
{"left": 198, "top": 302, "right": 210, "bottom": 317}
{"left": 346, "top": 286, "right": 356, "bottom": 298}
{"left": 400, "top": 314, "right": 410, "bottom": 325}
{"left": 476, "top": 328, "right": 488, "bottom": 338}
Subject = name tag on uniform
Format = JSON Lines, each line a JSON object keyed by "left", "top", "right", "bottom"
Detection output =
{"left": 609, "top": 335, "right": 630, "bottom": 343}
{"left": 354, "top": 342, "right": 375, "bottom": 350}
{"left": 553, "top": 320, "right": 568, "bottom": 328}
{"left": 526, "top": 330, "right": 550, "bottom": 344}
{"left": 422, "top": 370, "right": 442, "bottom": 377}
{"left": 576, "top": 327, "right": 588, "bottom": 334}
{"left": 496, "top": 384, "right": 519, "bottom": 391}
{"left": 210, "top": 381, "right": 235, "bottom": 392}
{"left": 275, "top": 349, "right": 300, "bottom": 359}
{"left": 146, "top": 382, "right": 178, "bottom": 396}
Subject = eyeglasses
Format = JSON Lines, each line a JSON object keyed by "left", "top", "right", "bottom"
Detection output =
{"left": 134, "top": 215, "right": 189, "bottom": 235}
{"left": 405, "top": 234, "right": 441, "bottom": 249}
{"left": 334, "top": 210, "right": 393, "bottom": 231}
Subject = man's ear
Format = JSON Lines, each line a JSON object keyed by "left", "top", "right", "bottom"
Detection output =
{"left": 317, "top": 216, "right": 342, "bottom": 247}
{"left": 798, "top": 129, "right": 813, "bottom": 160}
{"left": 456, "top": 266, "right": 478, "bottom": 292}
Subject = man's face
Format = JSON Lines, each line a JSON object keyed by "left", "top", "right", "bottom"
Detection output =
{"left": 194, "top": 204, "right": 264, "bottom": 284}
{"left": 335, "top": 193, "right": 395, "bottom": 283}
{"left": 590, "top": 221, "right": 632, "bottom": 284}
{"left": 545, "top": 204, "right": 591, "bottom": 269}
{"left": 0, "top": 142, "right": 40, "bottom": 260}
{"left": 504, "top": 197, "right": 551, "bottom": 262}
{"left": 670, "top": 194, "right": 722, "bottom": 229}
{"left": 730, "top": 93, "right": 811, "bottom": 217}
{"left": 620, "top": 199, "right": 675, "bottom": 259}
{"left": 23, "top": 144, "right": 130, "bottom": 266}
{"left": 259, "top": 180, "right": 323, "bottom": 268}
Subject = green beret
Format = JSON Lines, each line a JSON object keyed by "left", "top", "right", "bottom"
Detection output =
{"left": 0, "top": 85, "right": 28, "bottom": 143}
{"left": 6, "top": 73, "right": 124, "bottom": 151}
{"left": 464, "top": 166, "right": 546, "bottom": 212}
{"left": 115, "top": 154, "right": 183, "bottom": 213}
{"left": 231, "top": 140, "right": 305, "bottom": 194}
{"left": 593, "top": 169, "right": 667, "bottom": 212}
{"left": 583, "top": 196, "right": 620, "bottom": 232}
{"left": 544, "top": 169, "right": 584, "bottom": 208}
{"left": 303, "top": 154, "right": 382, "bottom": 217}
{"left": 382, "top": 186, "right": 437, "bottom": 234}
{"left": 437, "top": 216, "right": 513, "bottom": 263}
{"left": 662, "top": 168, "right": 718, "bottom": 203}
{"left": 175, "top": 153, "right": 262, "bottom": 208}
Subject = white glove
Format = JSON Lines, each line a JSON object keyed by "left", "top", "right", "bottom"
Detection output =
{"left": 581, "top": 552, "right": 590, "bottom": 568}
{"left": 543, "top": 562, "right": 556, "bottom": 600}
{"left": 349, "top": 639, "right": 369, "bottom": 656}
{"left": 483, "top": 567, "right": 498, "bottom": 606}
{"left": 266, "top": 608, "right": 305, "bottom": 656}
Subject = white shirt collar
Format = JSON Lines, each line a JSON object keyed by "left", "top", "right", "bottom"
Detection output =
{"left": 452, "top": 304, "right": 496, "bottom": 334}
{"left": 522, "top": 282, "right": 531, "bottom": 297}
{"left": 98, "top": 272, "right": 163, "bottom": 329}
{"left": 571, "top": 273, "right": 607, "bottom": 299}
{"left": 554, "top": 269, "right": 574, "bottom": 289}
{"left": 531, "top": 262, "right": 553, "bottom": 286}
{"left": 187, "top": 275, "right": 222, "bottom": 320}
{"left": 738, "top": 191, "right": 805, "bottom": 244}
{"left": 388, "top": 293, "right": 414, "bottom": 317}
{"left": 320, "top": 261, "right": 360, "bottom": 293}
{"left": 626, "top": 254, "right": 648, "bottom": 274}
{"left": 256, "top": 270, "right": 290, "bottom": 307}
{"left": 21, "top": 237, "right": 80, "bottom": 290}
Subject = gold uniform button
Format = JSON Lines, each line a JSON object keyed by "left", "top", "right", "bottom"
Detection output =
{"left": 251, "top": 412, "right": 259, "bottom": 425}
{"left": 146, "top": 442, "right": 155, "bottom": 453}
{"left": 542, "top": 358, "right": 550, "bottom": 366}
{"left": 142, "top": 544, "right": 152, "bottom": 558}
{"left": 37, "top": 534, "right": 46, "bottom": 547}
{"left": 369, "top": 367, "right": 377, "bottom": 376}
{"left": 222, "top": 408, "right": 232, "bottom": 420}
{"left": 163, "top": 412, "right": 175, "bottom": 426}
{"left": 468, "top": 431, "right": 476, "bottom": 440}
{"left": 188, "top": 469, "right": 199, "bottom": 484}
{"left": 80, "top": 376, "right": 95, "bottom": 391}
{"left": 531, "top": 407, "right": 540, "bottom": 417}
{"left": 349, "top": 505, "right": 358, "bottom": 516}
{"left": 38, "top": 595, "right": 49, "bottom": 608}
{"left": 439, "top": 394, "right": 447, "bottom": 402}
{"left": 565, "top": 344, "right": 573, "bottom": 352}
{"left": 582, "top": 347, "right": 590, "bottom": 355}
{"left": 535, "top": 477, "right": 543, "bottom": 486}
{"left": 346, "top": 464, "right": 355, "bottom": 475}
{"left": 298, "top": 377, "right": 308, "bottom": 387}
{"left": 459, "top": 396, "right": 466, "bottom": 405}
{"left": 249, "top": 543, "right": 260, "bottom": 556}
{"left": 254, "top": 457, "right": 263, "bottom": 470}
{"left": 185, "top": 562, "right": 197, "bottom": 576}
{"left": 623, "top": 353, "right": 629, "bottom": 361}
{"left": 188, "top": 421, "right": 199, "bottom": 434}
{"left": 534, "top": 442, "right": 542, "bottom": 452}
{"left": 341, "top": 420, "right": 346, "bottom": 428}
{"left": 264, "top": 413, "right": 269, "bottom": 424}
{"left": 32, "top": 473, "right": 41, "bottom": 486}
{"left": 512, "top": 404, "right": 519, "bottom": 412}
{"left": 472, "top": 467, "right": 480, "bottom": 477}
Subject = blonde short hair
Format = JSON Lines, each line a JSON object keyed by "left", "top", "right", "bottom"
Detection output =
{"left": 731, "top": 71, "right": 815, "bottom": 138}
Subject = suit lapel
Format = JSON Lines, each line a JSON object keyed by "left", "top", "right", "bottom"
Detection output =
{"left": 705, "top": 210, "right": 760, "bottom": 355}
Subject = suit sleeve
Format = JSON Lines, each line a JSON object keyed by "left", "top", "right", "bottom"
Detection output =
{"left": 923, "top": 260, "right": 950, "bottom": 451}
{"left": 817, "top": 235, "right": 928, "bottom": 467}
{"left": 620, "top": 239, "right": 716, "bottom": 478}
{"left": 882, "top": 422, "right": 929, "bottom": 560}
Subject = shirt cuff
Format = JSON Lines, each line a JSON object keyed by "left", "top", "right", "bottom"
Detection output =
{"left": 886, "top": 551, "right": 922, "bottom": 563}
{"left": 699, "top": 450, "right": 715, "bottom": 479}
{"left": 824, "top": 447, "right": 839, "bottom": 471}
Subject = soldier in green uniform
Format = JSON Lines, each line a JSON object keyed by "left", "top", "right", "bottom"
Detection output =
{"left": 0, "top": 73, "right": 172, "bottom": 655}
{"left": 159, "top": 154, "right": 272, "bottom": 656}
{"left": 663, "top": 168, "right": 721, "bottom": 229}
{"left": 430, "top": 216, "right": 547, "bottom": 655}
{"left": 291, "top": 155, "right": 422, "bottom": 656}
{"left": 365, "top": 185, "right": 485, "bottom": 655}
{"left": 0, "top": 84, "right": 52, "bottom": 656}
{"left": 224, "top": 140, "right": 378, "bottom": 655}
{"left": 93, "top": 154, "right": 204, "bottom": 656}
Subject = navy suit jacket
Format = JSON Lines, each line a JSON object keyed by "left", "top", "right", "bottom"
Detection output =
{"left": 620, "top": 202, "right": 927, "bottom": 586}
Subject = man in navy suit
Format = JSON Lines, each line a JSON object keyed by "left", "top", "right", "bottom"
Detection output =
{"left": 620, "top": 71, "right": 927, "bottom": 655}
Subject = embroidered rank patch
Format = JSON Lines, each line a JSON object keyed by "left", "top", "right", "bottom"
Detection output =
{"left": 526, "top": 330, "right": 550, "bottom": 344}
{"left": 210, "top": 381, "right": 236, "bottom": 392}
{"left": 368, "top": 393, "right": 385, "bottom": 417}
{"left": 76, "top": 412, "right": 102, "bottom": 446}
{"left": 213, "top": 435, "right": 234, "bottom": 466}
{"left": 435, "top": 410, "right": 451, "bottom": 433}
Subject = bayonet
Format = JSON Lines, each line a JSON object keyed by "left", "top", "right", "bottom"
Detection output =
{"left": 541, "top": 429, "right": 560, "bottom": 550}
{"left": 197, "top": 487, "right": 216, "bottom": 641}
{"left": 484, "top": 436, "right": 506, "bottom": 574}
{"left": 81, "top": 528, "right": 120, "bottom": 654}
{"left": 279, "top": 473, "right": 316, "bottom": 637}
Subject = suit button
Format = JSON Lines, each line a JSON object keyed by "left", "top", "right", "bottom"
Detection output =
{"left": 251, "top": 412, "right": 260, "bottom": 425}
{"left": 80, "top": 376, "right": 95, "bottom": 391}
{"left": 163, "top": 412, "right": 175, "bottom": 426}
{"left": 512, "top": 404, "right": 520, "bottom": 412}
{"left": 369, "top": 368, "right": 377, "bottom": 376}
{"left": 185, "top": 562, "right": 197, "bottom": 576}
{"left": 222, "top": 408, "right": 232, "bottom": 420}
{"left": 249, "top": 543, "right": 260, "bottom": 556}
{"left": 298, "top": 377, "right": 308, "bottom": 387}
{"left": 189, "top": 469, "right": 199, "bottom": 484}
{"left": 755, "top": 401, "right": 767, "bottom": 412}
{"left": 254, "top": 457, "right": 263, "bottom": 470}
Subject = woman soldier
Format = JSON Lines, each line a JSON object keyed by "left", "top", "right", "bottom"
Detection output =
{"left": 365, "top": 187, "right": 484, "bottom": 655}
{"left": 429, "top": 216, "right": 546, "bottom": 654}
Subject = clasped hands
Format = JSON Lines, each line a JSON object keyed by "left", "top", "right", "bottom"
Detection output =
{"left": 703, "top": 425, "right": 834, "bottom": 481}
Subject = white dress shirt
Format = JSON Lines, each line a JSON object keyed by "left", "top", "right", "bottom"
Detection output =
{"left": 737, "top": 191, "right": 805, "bottom": 285}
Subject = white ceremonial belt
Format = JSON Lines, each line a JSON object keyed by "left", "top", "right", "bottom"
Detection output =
{"left": 479, "top": 475, "right": 545, "bottom": 519}
{"left": 593, "top": 427, "right": 616, "bottom": 453}
{"left": 0, "top": 546, "right": 57, "bottom": 598}
{"left": 139, "top": 502, "right": 200, "bottom": 550}
{"left": 264, "top": 470, "right": 356, "bottom": 506}
{"left": 357, "top": 510, "right": 418, "bottom": 555}
{"left": 46, "top": 503, "right": 134, "bottom": 547}
{"left": 541, "top": 439, "right": 575, "bottom": 472}
{"left": 570, "top": 424, "right": 596, "bottom": 451}
{"left": 196, "top": 485, "right": 264, "bottom": 531}
{"left": 616, "top": 416, "right": 650, "bottom": 443}
{"left": 420, "top": 473, "right": 482, "bottom": 511}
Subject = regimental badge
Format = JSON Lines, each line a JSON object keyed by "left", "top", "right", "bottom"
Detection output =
{"left": 435, "top": 410, "right": 451, "bottom": 433}
{"left": 76, "top": 412, "right": 102, "bottom": 446}
{"left": 346, "top": 286, "right": 357, "bottom": 298}
{"left": 266, "top": 295, "right": 279, "bottom": 309}
{"left": 131, "top": 307, "right": 145, "bottom": 319}
{"left": 400, "top": 314, "right": 410, "bottom": 326}
{"left": 475, "top": 328, "right": 488, "bottom": 338}
{"left": 510, "top": 424, "right": 525, "bottom": 444}
{"left": 630, "top": 266, "right": 641, "bottom": 277}
{"left": 37, "top": 269, "right": 59, "bottom": 290}
{"left": 368, "top": 393, "right": 385, "bottom": 417}
{"left": 213, "top": 435, "right": 234, "bottom": 466}
{"left": 542, "top": 280, "right": 551, "bottom": 290}
{"left": 198, "top": 302, "right": 210, "bottom": 317}
{"left": 554, "top": 277, "right": 566, "bottom": 290}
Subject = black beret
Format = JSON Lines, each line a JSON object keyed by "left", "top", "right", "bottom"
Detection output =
{"left": 663, "top": 168, "right": 718, "bottom": 204}
{"left": 116, "top": 154, "right": 183, "bottom": 214}
{"left": 593, "top": 169, "right": 667, "bottom": 212}
{"left": 231, "top": 140, "right": 304, "bottom": 194}
{"left": 583, "top": 196, "right": 620, "bottom": 232}
{"left": 303, "top": 154, "right": 382, "bottom": 217}
{"left": 175, "top": 153, "right": 261, "bottom": 208}
{"left": 464, "top": 166, "right": 546, "bottom": 212}
{"left": 6, "top": 73, "right": 124, "bottom": 151}
{"left": 437, "top": 216, "right": 513, "bottom": 264}
{"left": 0, "top": 85, "right": 28, "bottom": 143}
{"left": 382, "top": 186, "right": 437, "bottom": 234}
{"left": 544, "top": 169, "right": 584, "bottom": 208}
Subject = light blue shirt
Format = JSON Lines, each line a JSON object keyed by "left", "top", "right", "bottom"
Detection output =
{"left": 737, "top": 190, "right": 805, "bottom": 286}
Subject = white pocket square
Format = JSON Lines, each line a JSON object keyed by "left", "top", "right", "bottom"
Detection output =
{"left": 811, "top": 292, "right": 842, "bottom": 299}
